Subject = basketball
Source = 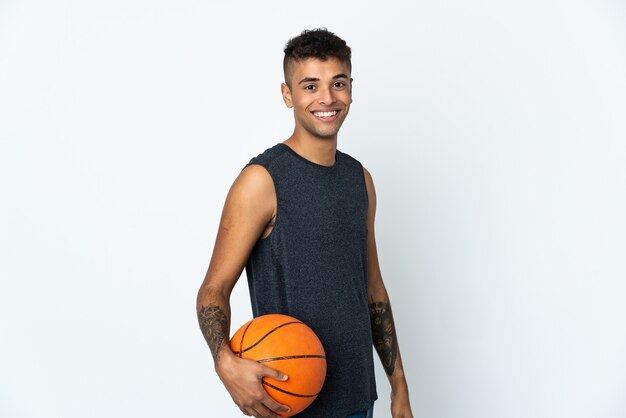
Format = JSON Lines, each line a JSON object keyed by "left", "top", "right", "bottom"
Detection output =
{"left": 229, "top": 314, "right": 327, "bottom": 417}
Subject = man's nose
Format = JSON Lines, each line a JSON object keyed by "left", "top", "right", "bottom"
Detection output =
{"left": 318, "top": 86, "right": 336, "bottom": 105}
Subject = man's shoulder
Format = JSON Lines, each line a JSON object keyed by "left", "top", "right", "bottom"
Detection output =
{"left": 337, "top": 148, "right": 365, "bottom": 170}
{"left": 247, "top": 143, "right": 289, "bottom": 169}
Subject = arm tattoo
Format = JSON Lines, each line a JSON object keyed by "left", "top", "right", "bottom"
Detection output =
{"left": 369, "top": 300, "right": 399, "bottom": 376}
{"left": 198, "top": 304, "right": 228, "bottom": 364}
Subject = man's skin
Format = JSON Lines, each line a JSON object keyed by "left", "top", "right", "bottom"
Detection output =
{"left": 197, "top": 57, "right": 414, "bottom": 418}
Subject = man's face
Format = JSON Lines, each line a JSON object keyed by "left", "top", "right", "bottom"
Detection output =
{"left": 281, "top": 57, "right": 352, "bottom": 140}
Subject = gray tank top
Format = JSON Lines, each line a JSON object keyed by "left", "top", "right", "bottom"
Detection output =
{"left": 244, "top": 143, "right": 377, "bottom": 417}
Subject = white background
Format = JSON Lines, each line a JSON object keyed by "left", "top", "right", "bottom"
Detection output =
{"left": 1, "top": 1, "right": 625, "bottom": 417}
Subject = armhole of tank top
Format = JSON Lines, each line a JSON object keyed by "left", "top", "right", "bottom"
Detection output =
{"left": 244, "top": 162, "right": 279, "bottom": 242}
{"left": 357, "top": 161, "right": 370, "bottom": 234}
{"left": 358, "top": 162, "right": 369, "bottom": 205}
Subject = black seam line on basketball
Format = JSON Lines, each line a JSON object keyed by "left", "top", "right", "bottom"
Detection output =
{"left": 262, "top": 381, "right": 320, "bottom": 398}
{"left": 257, "top": 355, "right": 327, "bottom": 363}
{"left": 232, "top": 321, "right": 304, "bottom": 355}
{"left": 238, "top": 319, "right": 255, "bottom": 359}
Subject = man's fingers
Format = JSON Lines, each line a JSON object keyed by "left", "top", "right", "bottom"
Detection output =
{"left": 262, "top": 392, "right": 291, "bottom": 414}
{"left": 247, "top": 406, "right": 263, "bottom": 418}
{"left": 259, "top": 364, "right": 288, "bottom": 382}
{"left": 247, "top": 405, "right": 278, "bottom": 418}
{"left": 257, "top": 366, "right": 290, "bottom": 413}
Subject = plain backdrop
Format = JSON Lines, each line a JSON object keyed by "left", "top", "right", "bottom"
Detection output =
{"left": 1, "top": 1, "right": 625, "bottom": 417}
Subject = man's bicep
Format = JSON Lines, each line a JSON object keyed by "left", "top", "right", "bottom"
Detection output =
{"left": 362, "top": 166, "right": 386, "bottom": 296}
{"left": 202, "top": 164, "right": 276, "bottom": 296}
{"left": 366, "top": 229, "right": 387, "bottom": 299}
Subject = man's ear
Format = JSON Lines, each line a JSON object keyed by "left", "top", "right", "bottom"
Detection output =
{"left": 281, "top": 83, "right": 293, "bottom": 108}
{"left": 349, "top": 77, "right": 354, "bottom": 103}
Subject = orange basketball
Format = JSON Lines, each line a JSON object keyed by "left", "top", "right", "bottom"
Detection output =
{"left": 229, "top": 314, "right": 327, "bottom": 417}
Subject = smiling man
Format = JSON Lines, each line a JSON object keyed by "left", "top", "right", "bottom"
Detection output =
{"left": 197, "top": 29, "right": 414, "bottom": 418}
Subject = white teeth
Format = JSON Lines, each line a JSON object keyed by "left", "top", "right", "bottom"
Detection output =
{"left": 314, "top": 111, "right": 337, "bottom": 118}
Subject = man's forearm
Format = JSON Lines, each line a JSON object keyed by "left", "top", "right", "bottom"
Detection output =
{"left": 369, "top": 299, "right": 399, "bottom": 376}
{"left": 197, "top": 287, "right": 231, "bottom": 366}
{"left": 198, "top": 304, "right": 229, "bottom": 363}
{"left": 369, "top": 298, "right": 410, "bottom": 388}
{"left": 369, "top": 297, "right": 413, "bottom": 415}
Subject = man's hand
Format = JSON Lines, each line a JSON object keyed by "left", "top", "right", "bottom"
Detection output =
{"left": 216, "top": 353, "right": 291, "bottom": 418}
{"left": 390, "top": 384, "right": 414, "bottom": 418}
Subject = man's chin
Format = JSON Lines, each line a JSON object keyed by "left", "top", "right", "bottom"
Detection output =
{"left": 297, "top": 119, "right": 344, "bottom": 139}
{"left": 314, "top": 124, "right": 344, "bottom": 139}
{"left": 313, "top": 131, "right": 340, "bottom": 140}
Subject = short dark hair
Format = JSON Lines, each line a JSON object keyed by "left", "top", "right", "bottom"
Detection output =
{"left": 283, "top": 28, "right": 352, "bottom": 87}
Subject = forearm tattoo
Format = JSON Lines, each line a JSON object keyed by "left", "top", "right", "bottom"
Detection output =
{"left": 198, "top": 304, "right": 228, "bottom": 364}
{"left": 369, "top": 300, "right": 399, "bottom": 376}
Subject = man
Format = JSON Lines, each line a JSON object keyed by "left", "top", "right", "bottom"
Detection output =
{"left": 197, "top": 28, "right": 413, "bottom": 418}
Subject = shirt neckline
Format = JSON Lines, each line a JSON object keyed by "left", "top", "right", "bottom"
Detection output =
{"left": 278, "top": 143, "right": 339, "bottom": 170}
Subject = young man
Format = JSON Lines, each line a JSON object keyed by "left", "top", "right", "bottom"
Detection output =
{"left": 197, "top": 29, "right": 414, "bottom": 418}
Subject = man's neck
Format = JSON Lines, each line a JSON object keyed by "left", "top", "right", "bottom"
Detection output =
{"left": 283, "top": 134, "right": 338, "bottom": 167}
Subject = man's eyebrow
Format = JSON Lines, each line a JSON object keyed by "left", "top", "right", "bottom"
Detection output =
{"left": 297, "top": 74, "right": 350, "bottom": 85}
{"left": 298, "top": 77, "right": 319, "bottom": 85}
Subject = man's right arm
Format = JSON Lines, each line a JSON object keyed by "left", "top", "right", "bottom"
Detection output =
{"left": 196, "top": 164, "right": 290, "bottom": 418}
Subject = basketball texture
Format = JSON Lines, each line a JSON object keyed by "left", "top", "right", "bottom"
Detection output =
{"left": 229, "top": 314, "right": 327, "bottom": 417}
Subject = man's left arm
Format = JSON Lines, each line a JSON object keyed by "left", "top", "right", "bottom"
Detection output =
{"left": 363, "top": 167, "right": 414, "bottom": 418}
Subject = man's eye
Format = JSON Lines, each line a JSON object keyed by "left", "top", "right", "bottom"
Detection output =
{"left": 304, "top": 85, "right": 316, "bottom": 90}
{"left": 334, "top": 82, "right": 346, "bottom": 88}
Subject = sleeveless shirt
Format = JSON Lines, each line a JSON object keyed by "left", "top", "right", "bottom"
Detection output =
{"left": 244, "top": 143, "right": 378, "bottom": 417}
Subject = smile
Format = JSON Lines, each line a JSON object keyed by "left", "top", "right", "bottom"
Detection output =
{"left": 312, "top": 110, "right": 339, "bottom": 120}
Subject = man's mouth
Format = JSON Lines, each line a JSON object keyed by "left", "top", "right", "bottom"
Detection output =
{"left": 312, "top": 110, "right": 339, "bottom": 120}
